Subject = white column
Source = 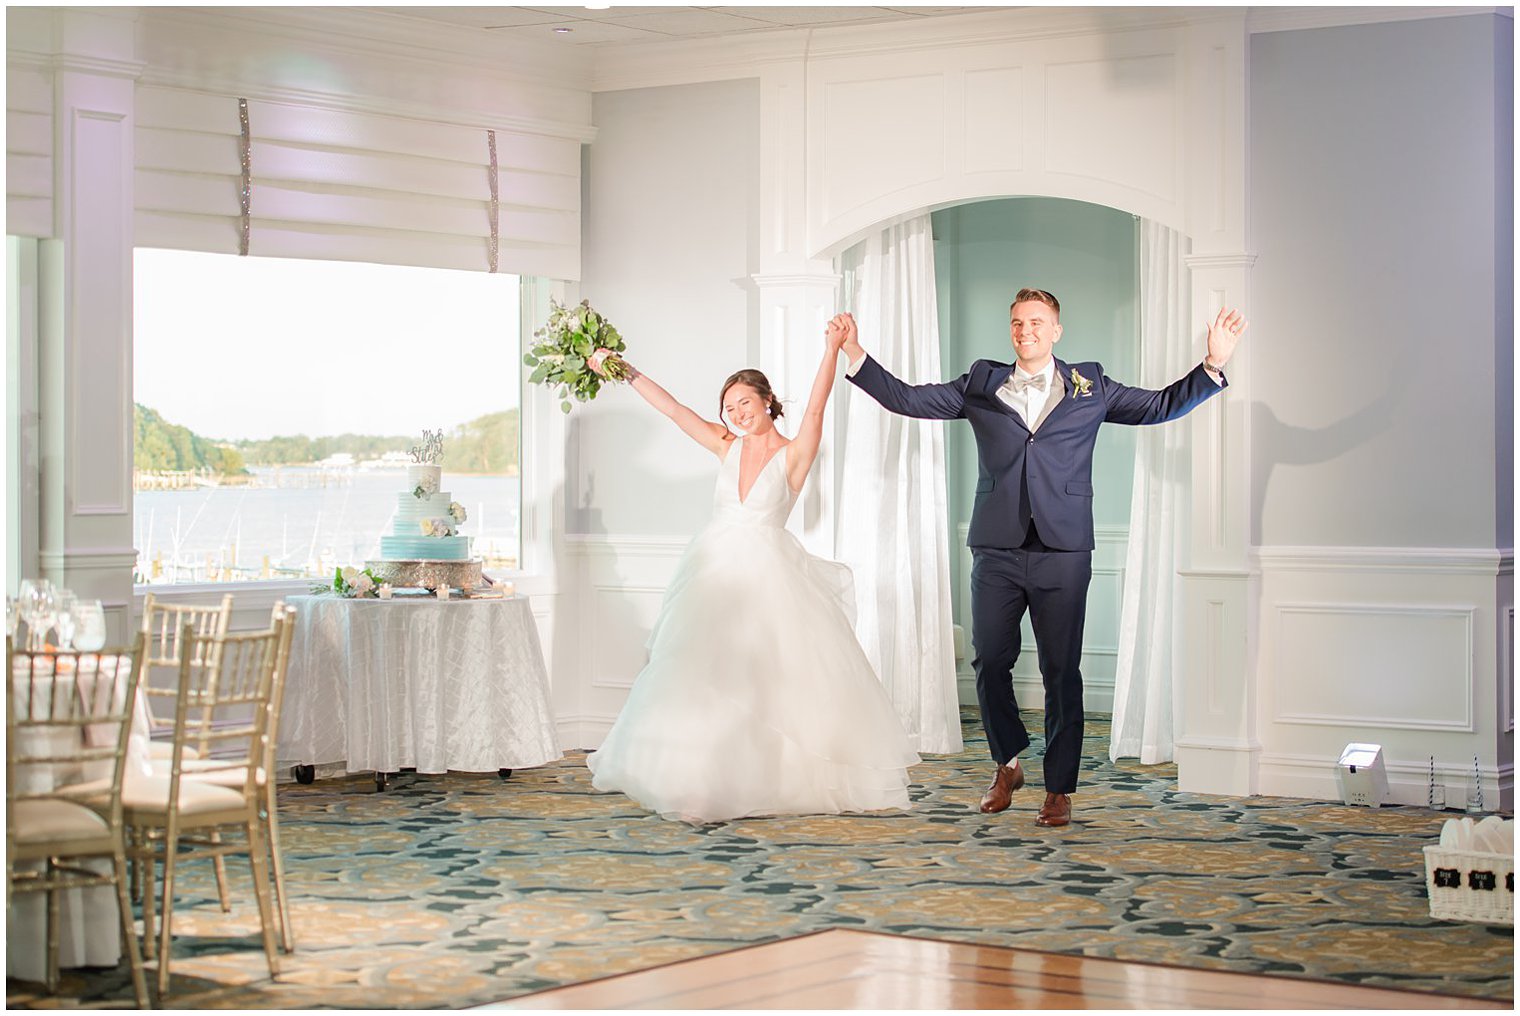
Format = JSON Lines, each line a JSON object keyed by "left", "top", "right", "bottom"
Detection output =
{"left": 754, "top": 61, "right": 841, "bottom": 556}
{"left": 35, "top": 10, "right": 142, "bottom": 642}
{"left": 1173, "top": 14, "right": 1260, "bottom": 794}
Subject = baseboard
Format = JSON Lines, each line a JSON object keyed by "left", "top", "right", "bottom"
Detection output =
{"left": 1260, "top": 751, "right": 1515, "bottom": 811}
{"left": 555, "top": 713, "right": 619, "bottom": 753}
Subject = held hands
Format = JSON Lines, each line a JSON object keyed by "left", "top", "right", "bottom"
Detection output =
{"left": 825, "top": 315, "right": 849, "bottom": 353}
{"left": 1205, "top": 308, "right": 1248, "bottom": 370}
{"left": 829, "top": 312, "right": 864, "bottom": 363}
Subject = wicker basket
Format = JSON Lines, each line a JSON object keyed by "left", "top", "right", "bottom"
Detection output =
{"left": 1423, "top": 844, "right": 1514, "bottom": 925}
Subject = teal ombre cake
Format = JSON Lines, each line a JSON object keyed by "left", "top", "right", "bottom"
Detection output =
{"left": 377, "top": 464, "right": 472, "bottom": 561}
{"left": 379, "top": 534, "right": 470, "bottom": 560}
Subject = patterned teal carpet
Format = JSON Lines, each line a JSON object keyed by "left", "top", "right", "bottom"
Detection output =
{"left": 8, "top": 711, "right": 1513, "bottom": 1008}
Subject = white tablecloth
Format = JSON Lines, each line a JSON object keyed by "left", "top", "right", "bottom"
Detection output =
{"left": 7, "top": 655, "right": 151, "bottom": 982}
{"left": 279, "top": 594, "right": 562, "bottom": 775}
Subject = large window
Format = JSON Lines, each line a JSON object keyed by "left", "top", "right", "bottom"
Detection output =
{"left": 132, "top": 250, "right": 522, "bottom": 585}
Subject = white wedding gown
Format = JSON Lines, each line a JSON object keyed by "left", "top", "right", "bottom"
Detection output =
{"left": 588, "top": 436, "right": 920, "bottom": 822}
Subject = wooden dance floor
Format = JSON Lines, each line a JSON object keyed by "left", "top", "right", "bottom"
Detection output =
{"left": 483, "top": 928, "right": 1505, "bottom": 1010}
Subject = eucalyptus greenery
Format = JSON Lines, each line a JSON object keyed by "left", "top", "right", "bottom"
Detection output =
{"left": 525, "top": 299, "right": 632, "bottom": 413}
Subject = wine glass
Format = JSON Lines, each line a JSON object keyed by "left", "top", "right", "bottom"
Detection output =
{"left": 18, "top": 579, "right": 57, "bottom": 652}
{"left": 53, "top": 590, "right": 78, "bottom": 652}
{"left": 16, "top": 579, "right": 39, "bottom": 643}
{"left": 72, "top": 600, "right": 107, "bottom": 653}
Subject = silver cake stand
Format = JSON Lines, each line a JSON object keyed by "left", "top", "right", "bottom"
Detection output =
{"left": 365, "top": 558, "right": 483, "bottom": 592}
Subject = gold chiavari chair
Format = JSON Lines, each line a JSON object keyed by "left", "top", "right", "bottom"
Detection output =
{"left": 133, "top": 593, "right": 233, "bottom": 908}
{"left": 123, "top": 613, "right": 291, "bottom": 995}
{"left": 147, "top": 602, "right": 298, "bottom": 954}
{"left": 5, "top": 635, "right": 151, "bottom": 1008}
{"left": 137, "top": 592, "right": 234, "bottom": 759}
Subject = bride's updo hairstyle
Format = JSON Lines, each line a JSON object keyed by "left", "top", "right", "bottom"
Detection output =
{"left": 719, "top": 369, "right": 784, "bottom": 428}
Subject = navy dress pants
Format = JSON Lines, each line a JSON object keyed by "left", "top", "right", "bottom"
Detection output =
{"left": 969, "top": 533, "right": 1092, "bottom": 795}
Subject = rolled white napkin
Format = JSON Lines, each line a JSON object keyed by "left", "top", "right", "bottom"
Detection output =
{"left": 1440, "top": 816, "right": 1514, "bottom": 852}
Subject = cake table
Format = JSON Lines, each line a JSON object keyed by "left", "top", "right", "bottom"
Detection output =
{"left": 278, "top": 593, "right": 562, "bottom": 790}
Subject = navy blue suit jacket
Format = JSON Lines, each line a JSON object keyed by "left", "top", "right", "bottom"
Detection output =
{"left": 849, "top": 355, "right": 1226, "bottom": 551}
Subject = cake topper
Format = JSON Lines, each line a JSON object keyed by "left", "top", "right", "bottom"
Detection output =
{"left": 409, "top": 429, "right": 444, "bottom": 465}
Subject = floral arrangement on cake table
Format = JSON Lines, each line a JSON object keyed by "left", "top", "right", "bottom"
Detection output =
{"left": 319, "top": 566, "right": 383, "bottom": 598}
{"left": 526, "top": 299, "right": 632, "bottom": 412}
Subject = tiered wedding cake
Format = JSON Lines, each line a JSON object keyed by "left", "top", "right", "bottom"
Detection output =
{"left": 366, "top": 430, "right": 483, "bottom": 591}
{"left": 379, "top": 464, "right": 471, "bottom": 561}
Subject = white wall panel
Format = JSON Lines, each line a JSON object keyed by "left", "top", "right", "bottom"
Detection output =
{"left": 588, "top": 586, "right": 666, "bottom": 691}
{"left": 569, "top": 535, "right": 689, "bottom": 747}
{"left": 1256, "top": 545, "right": 1508, "bottom": 807}
{"left": 1045, "top": 54, "right": 1178, "bottom": 202}
{"left": 822, "top": 75, "right": 945, "bottom": 221}
{"left": 1274, "top": 603, "right": 1474, "bottom": 732}
{"left": 805, "top": 26, "right": 1194, "bottom": 256}
{"left": 961, "top": 68, "right": 1023, "bottom": 174}
{"left": 67, "top": 109, "right": 133, "bottom": 517}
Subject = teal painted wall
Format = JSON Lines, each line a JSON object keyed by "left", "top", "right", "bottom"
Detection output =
{"left": 931, "top": 198, "right": 1139, "bottom": 635}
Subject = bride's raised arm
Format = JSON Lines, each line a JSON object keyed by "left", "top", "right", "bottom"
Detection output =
{"left": 784, "top": 315, "right": 849, "bottom": 492}
{"left": 589, "top": 348, "right": 731, "bottom": 456}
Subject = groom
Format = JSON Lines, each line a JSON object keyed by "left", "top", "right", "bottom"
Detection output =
{"left": 839, "top": 290, "right": 1246, "bottom": 827}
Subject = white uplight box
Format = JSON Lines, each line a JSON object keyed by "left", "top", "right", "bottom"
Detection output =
{"left": 1335, "top": 742, "right": 1389, "bottom": 807}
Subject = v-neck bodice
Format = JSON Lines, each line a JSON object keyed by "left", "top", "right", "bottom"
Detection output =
{"left": 712, "top": 436, "right": 798, "bottom": 528}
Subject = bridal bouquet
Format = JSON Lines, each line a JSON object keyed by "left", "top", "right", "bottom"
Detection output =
{"left": 526, "top": 299, "right": 632, "bottom": 413}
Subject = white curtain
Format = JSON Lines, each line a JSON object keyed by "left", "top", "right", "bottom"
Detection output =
{"left": 835, "top": 216, "right": 963, "bottom": 754}
{"left": 1109, "top": 220, "right": 1192, "bottom": 764}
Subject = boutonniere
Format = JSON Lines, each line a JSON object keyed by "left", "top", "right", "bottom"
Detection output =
{"left": 1069, "top": 368, "right": 1094, "bottom": 398}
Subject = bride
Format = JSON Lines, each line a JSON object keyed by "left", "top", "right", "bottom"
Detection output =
{"left": 584, "top": 316, "right": 920, "bottom": 822}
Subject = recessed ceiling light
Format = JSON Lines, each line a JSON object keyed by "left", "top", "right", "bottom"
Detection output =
{"left": 553, "top": 27, "right": 573, "bottom": 33}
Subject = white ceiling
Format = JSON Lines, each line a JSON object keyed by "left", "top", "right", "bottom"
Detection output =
{"left": 358, "top": 5, "right": 1014, "bottom": 46}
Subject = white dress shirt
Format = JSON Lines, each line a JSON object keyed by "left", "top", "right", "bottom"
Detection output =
{"left": 999, "top": 361, "right": 1056, "bottom": 429}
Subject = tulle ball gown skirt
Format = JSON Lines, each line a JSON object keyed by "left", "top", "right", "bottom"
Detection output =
{"left": 587, "top": 520, "right": 920, "bottom": 823}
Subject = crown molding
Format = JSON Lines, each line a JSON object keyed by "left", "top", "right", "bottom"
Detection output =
{"left": 1247, "top": 6, "right": 1509, "bottom": 35}
{"left": 589, "top": 7, "right": 1247, "bottom": 93}
{"left": 588, "top": 5, "right": 1509, "bottom": 92}
{"left": 36, "top": 53, "right": 147, "bottom": 80}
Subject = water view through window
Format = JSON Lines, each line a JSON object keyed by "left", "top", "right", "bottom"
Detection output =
{"left": 132, "top": 250, "right": 522, "bottom": 585}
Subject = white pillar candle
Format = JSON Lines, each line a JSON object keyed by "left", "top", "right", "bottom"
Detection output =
{"left": 378, "top": 584, "right": 393, "bottom": 600}
{"left": 436, "top": 585, "right": 450, "bottom": 600}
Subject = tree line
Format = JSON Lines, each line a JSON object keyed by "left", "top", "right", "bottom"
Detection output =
{"left": 133, "top": 405, "right": 521, "bottom": 476}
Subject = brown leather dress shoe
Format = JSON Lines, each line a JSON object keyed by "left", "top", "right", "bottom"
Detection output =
{"left": 1035, "top": 792, "right": 1071, "bottom": 827}
{"left": 978, "top": 763, "right": 1025, "bottom": 813}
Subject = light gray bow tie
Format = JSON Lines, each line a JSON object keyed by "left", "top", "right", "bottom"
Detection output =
{"left": 1012, "top": 374, "right": 1047, "bottom": 393}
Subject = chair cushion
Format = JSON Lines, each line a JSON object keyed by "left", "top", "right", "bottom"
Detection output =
{"left": 117, "top": 774, "right": 247, "bottom": 816}
{"left": 147, "top": 741, "right": 201, "bottom": 761}
{"left": 146, "top": 758, "right": 266, "bottom": 788}
{"left": 10, "top": 798, "right": 111, "bottom": 844}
